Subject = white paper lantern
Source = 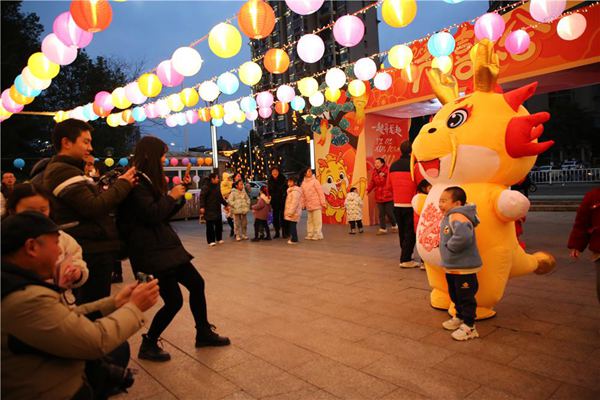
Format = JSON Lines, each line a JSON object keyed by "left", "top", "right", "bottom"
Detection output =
{"left": 530, "top": 0, "right": 566, "bottom": 23}
{"left": 309, "top": 92, "right": 324, "bottom": 107}
{"left": 224, "top": 101, "right": 240, "bottom": 115}
{"left": 22, "top": 67, "right": 52, "bottom": 90}
{"left": 156, "top": 99, "right": 170, "bottom": 117}
{"left": 199, "top": 81, "right": 220, "bottom": 102}
{"left": 224, "top": 113, "right": 236, "bottom": 125}
{"left": 325, "top": 68, "right": 346, "bottom": 89}
{"left": 246, "top": 109, "right": 258, "bottom": 121}
{"left": 276, "top": 85, "right": 295, "bottom": 103}
{"left": 297, "top": 34, "right": 325, "bottom": 63}
{"left": 374, "top": 72, "right": 393, "bottom": 90}
{"left": 240, "top": 96, "right": 257, "bottom": 112}
{"left": 171, "top": 47, "right": 203, "bottom": 77}
{"left": 557, "top": 13, "right": 587, "bottom": 41}
{"left": 354, "top": 57, "right": 377, "bottom": 81}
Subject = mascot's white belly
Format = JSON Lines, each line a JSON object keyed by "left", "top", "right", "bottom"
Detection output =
{"left": 415, "top": 184, "right": 450, "bottom": 266}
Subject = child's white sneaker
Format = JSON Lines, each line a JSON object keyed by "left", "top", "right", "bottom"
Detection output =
{"left": 391, "top": 225, "right": 399, "bottom": 232}
{"left": 399, "top": 260, "right": 420, "bottom": 268}
{"left": 451, "top": 324, "right": 479, "bottom": 341}
{"left": 209, "top": 242, "right": 217, "bottom": 247}
{"left": 376, "top": 228, "right": 388, "bottom": 235}
{"left": 217, "top": 240, "right": 225, "bottom": 244}
{"left": 236, "top": 236, "right": 241, "bottom": 241}
{"left": 305, "top": 235, "right": 314, "bottom": 240}
{"left": 287, "top": 240, "right": 298, "bottom": 245}
{"left": 442, "top": 317, "right": 463, "bottom": 330}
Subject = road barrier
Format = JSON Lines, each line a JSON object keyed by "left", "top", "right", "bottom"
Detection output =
{"left": 531, "top": 168, "right": 600, "bottom": 184}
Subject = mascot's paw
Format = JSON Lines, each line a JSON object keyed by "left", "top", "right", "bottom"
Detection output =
{"left": 430, "top": 289, "right": 451, "bottom": 310}
{"left": 448, "top": 304, "right": 497, "bottom": 320}
{"left": 533, "top": 251, "right": 556, "bottom": 275}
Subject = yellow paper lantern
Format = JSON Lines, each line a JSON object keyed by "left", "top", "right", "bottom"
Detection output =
{"left": 53, "top": 110, "right": 68, "bottom": 122}
{"left": 239, "top": 61, "right": 263, "bottom": 86}
{"left": 235, "top": 110, "right": 246, "bottom": 123}
{"left": 348, "top": 80, "right": 366, "bottom": 97}
{"left": 28, "top": 52, "right": 60, "bottom": 80}
{"left": 382, "top": 0, "right": 417, "bottom": 28}
{"left": 298, "top": 77, "right": 319, "bottom": 97}
{"left": 180, "top": 88, "right": 199, "bottom": 107}
{"left": 432, "top": 55, "right": 453, "bottom": 74}
{"left": 210, "top": 104, "right": 224, "bottom": 119}
{"left": 1, "top": 105, "right": 13, "bottom": 119}
{"left": 105, "top": 157, "right": 115, "bottom": 167}
{"left": 9, "top": 85, "right": 35, "bottom": 105}
{"left": 208, "top": 23, "right": 242, "bottom": 58}
{"left": 137, "top": 73, "right": 162, "bottom": 98}
{"left": 167, "top": 94, "right": 184, "bottom": 112}
{"left": 111, "top": 87, "right": 132, "bottom": 109}
{"left": 388, "top": 44, "right": 413, "bottom": 69}
{"left": 184, "top": 192, "right": 193, "bottom": 201}
{"left": 325, "top": 87, "right": 341, "bottom": 102}
{"left": 106, "top": 114, "right": 120, "bottom": 127}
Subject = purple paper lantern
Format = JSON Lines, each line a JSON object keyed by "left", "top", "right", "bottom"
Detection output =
{"left": 256, "top": 91, "right": 274, "bottom": 108}
{"left": 530, "top": 0, "right": 566, "bottom": 23}
{"left": 156, "top": 60, "right": 185, "bottom": 87}
{"left": 285, "top": 0, "right": 324, "bottom": 15}
{"left": 182, "top": 157, "right": 190, "bottom": 166}
{"left": 258, "top": 107, "right": 272, "bottom": 119}
{"left": 333, "top": 15, "right": 365, "bottom": 47}
{"left": 474, "top": 13, "right": 506, "bottom": 42}
{"left": 505, "top": 30, "right": 530, "bottom": 55}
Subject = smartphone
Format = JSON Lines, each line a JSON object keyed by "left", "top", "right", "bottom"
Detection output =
{"left": 136, "top": 272, "right": 154, "bottom": 283}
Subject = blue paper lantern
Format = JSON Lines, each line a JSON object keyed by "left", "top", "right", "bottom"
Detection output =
{"left": 164, "top": 158, "right": 169, "bottom": 167}
{"left": 132, "top": 106, "right": 147, "bottom": 122}
{"left": 190, "top": 157, "right": 198, "bottom": 165}
{"left": 212, "top": 118, "right": 224, "bottom": 127}
{"left": 118, "top": 157, "right": 129, "bottom": 167}
{"left": 240, "top": 96, "right": 257, "bottom": 113}
{"left": 13, "top": 158, "right": 25, "bottom": 169}
{"left": 291, "top": 96, "right": 306, "bottom": 111}
{"left": 14, "top": 75, "right": 41, "bottom": 97}
{"left": 83, "top": 104, "right": 98, "bottom": 121}
{"left": 217, "top": 72, "right": 240, "bottom": 95}
{"left": 428, "top": 32, "right": 455, "bottom": 57}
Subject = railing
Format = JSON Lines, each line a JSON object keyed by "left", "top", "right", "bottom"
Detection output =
{"left": 530, "top": 168, "right": 600, "bottom": 184}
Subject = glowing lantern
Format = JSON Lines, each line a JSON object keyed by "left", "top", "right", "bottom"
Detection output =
{"left": 210, "top": 104, "right": 225, "bottom": 119}
{"left": 224, "top": 113, "right": 235, "bottom": 125}
{"left": 53, "top": 12, "right": 93, "bottom": 48}
{"left": 70, "top": 0, "right": 113, "bottom": 33}
{"left": 291, "top": 96, "right": 306, "bottom": 111}
{"left": 239, "top": 61, "right": 263, "bottom": 86}
{"left": 170, "top": 158, "right": 179, "bottom": 166}
{"left": 180, "top": 88, "right": 199, "bottom": 107}
{"left": 276, "top": 85, "right": 295, "bottom": 103}
{"left": 125, "top": 82, "right": 147, "bottom": 105}
{"left": 155, "top": 99, "right": 170, "bottom": 116}
{"left": 427, "top": 31, "right": 455, "bottom": 57}
{"left": 165, "top": 115, "right": 177, "bottom": 127}
{"left": 443, "top": 0, "right": 464, "bottom": 3}
{"left": 212, "top": 118, "right": 224, "bottom": 127}
{"left": 309, "top": 92, "right": 324, "bottom": 107}
{"left": 197, "top": 158, "right": 205, "bottom": 166}
{"left": 256, "top": 91, "right": 274, "bottom": 108}
{"left": 144, "top": 103, "right": 158, "bottom": 119}
{"left": 177, "top": 113, "right": 187, "bottom": 126}
{"left": 505, "top": 30, "right": 530, "bottom": 55}
{"left": 388, "top": 44, "right": 413, "bottom": 69}
{"left": 238, "top": 0, "right": 275, "bottom": 39}
{"left": 431, "top": 56, "right": 453, "bottom": 74}
{"left": 171, "top": 47, "right": 203, "bottom": 77}
{"left": 82, "top": 104, "right": 98, "bottom": 120}
{"left": 530, "top": 0, "right": 566, "bottom": 23}
{"left": 167, "top": 94, "right": 184, "bottom": 112}
{"left": 137, "top": 73, "right": 162, "bottom": 97}
{"left": 69, "top": 106, "right": 86, "bottom": 121}
{"left": 381, "top": 0, "right": 417, "bottom": 28}
{"left": 240, "top": 96, "right": 257, "bottom": 112}
{"left": 2, "top": 90, "right": 24, "bottom": 113}
{"left": 217, "top": 72, "right": 240, "bottom": 95}
{"left": 106, "top": 113, "right": 119, "bottom": 127}
{"left": 13, "top": 158, "right": 26, "bottom": 169}
{"left": 14, "top": 75, "right": 41, "bottom": 98}
{"left": 475, "top": 13, "right": 506, "bottom": 42}
{"left": 354, "top": 57, "right": 377, "bottom": 81}
{"left": 374, "top": 71, "right": 393, "bottom": 90}
{"left": 22, "top": 67, "right": 51, "bottom": 90}
{"left": 111, "top": 87, "right": 132, "bottom": 109}
{"left": 132, "top": 106, "right": 146, "bottom": 122}
{"left": 348, "top": 80, "right": 366, "bottom": 97}
{"left": 275, "top": 102, "right": 289, "bottom": 114}
{"left": 199, "top": 81, "right": 220, "bottom": 102}
{"left": 156, "top": 60, "right": 184, "bottom": 87}
{"left": 208, "top": 23, "right": 242, "bottom": 58}
{"left": 325, "top": 87, "right": 341, "bottom": 102}
{"left": 198, "top": 108, "right": 212, "bottom": 122}
{"left": 235, "top": 110, "right": 246, "bottom": 123}
{"left": 28, "top": 52, "right": 60, "bottom": 80}
{"left": 93, "top": 102, "right": 111, "bottom": 118}
{"left": 9, "top": 86, "right": 34, "bottom": 105}
{"left": 298, "top": 77, "right": 318, "bottom": 97}
{"left": 246, "top": 109, "right": 258, "bottom": 121}
{"left": 204, "top": 157, "right": 213, "bottom": 166}
{"left": 297, "top": 34, "right": 325, "bottom": 63}
{"left": 54, "top": 110, "right": 68, "bottom": 122}
{"left": 42, "top": 34, "right": 77, "bottom": 65}
{"left": 224, "top": 101, "right": 240, "bottom": 115}
{"left": 264, "top": 49, "right": 290, "bottom": 74}
{"left": 333, "top": 15, "right": 364, "bottom": 47}
{"left": 325, "top": 68, "right": 346, "bottom": 89}
{"left": 258, "top": 107, "right": 272, "bottom": 119}
{"left": 557, "top": 13, "right": 587, "bottom": 41}
{"left": 122, "top": 109, "right": 134, "bottom": 124}
{"left": 94, "top": 91, "right": 114, "bottom": 111}
{"left": 285, "top": 0, "right": 324, "bottom": 15}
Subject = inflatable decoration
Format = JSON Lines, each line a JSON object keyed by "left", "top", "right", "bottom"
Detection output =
{"left": 411, "top": 39, "right": 556, "bottom": 319}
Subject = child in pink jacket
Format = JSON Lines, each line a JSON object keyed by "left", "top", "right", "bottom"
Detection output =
{"left": 284, "top": 176, "right": 303, "bottom": 244}
{"left": 300, "top": 168, "right": 326, "bottom": 240}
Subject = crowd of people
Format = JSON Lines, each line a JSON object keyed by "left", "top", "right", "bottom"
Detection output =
{"left": 1, "top": 118, "right": 598, "bottom": 399}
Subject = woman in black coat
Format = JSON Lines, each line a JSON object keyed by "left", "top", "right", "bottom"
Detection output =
{"left": 119, "top": 136, "right": 229, "bottom": 362}
{"left": 199, "top": 173, "right": 228, "bottom": 246}
{"left": 267, "top": 167, "right": 288, "bottom": 238}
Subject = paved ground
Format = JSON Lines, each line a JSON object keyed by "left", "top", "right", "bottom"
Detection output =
{"left": 115, "top": 212, "right": 599, "bottom": 400}
{"left": 530, "top": 183, "right": 597, "bottom": 200}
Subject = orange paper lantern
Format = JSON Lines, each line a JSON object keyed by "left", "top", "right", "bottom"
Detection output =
{"left": 238, "top": 0, "right": 276, "bottom": 39}
{"left": 70, "top": 0, "right": 113, "bottom": 33}
{"left": 264, "top": 49, "right": 290, "bottom": 74}
{"left": 275, "top": 101, "right": 289, "bottom": 115}
{"left": 198, "top": 108, "right": 212, "bottom": 122}
{"left": 121, "top": 109, "right": 134, "bottom": 124}
{"left": 204, "top": 157, "right": 213, "bottom": 166}
{"left": 197, "top": 157, "right": 205, "bottom": 166}
{"left": 93, "top": 102, "right": 111, "bottom": 117}
{"left": 10, "top": 85, "right": 35, "bottom": 105}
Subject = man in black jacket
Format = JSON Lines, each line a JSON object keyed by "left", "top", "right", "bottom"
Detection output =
{"left": 42, "top": 119, "right": 138, "bottom": 304}
{"left": 267, "top": 167, "right": 288, "bottom": 239}
{"left": 199, "top": 173, "right": 228, "bottom": 246}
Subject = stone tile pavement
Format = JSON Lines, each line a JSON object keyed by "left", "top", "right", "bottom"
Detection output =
{"left": 115, "top": 212, "right": 599, "bottom": 400}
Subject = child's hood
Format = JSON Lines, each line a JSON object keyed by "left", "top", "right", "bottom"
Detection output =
{"left": 447, "top": 204, "right": 480, "bottom": 227}
{"left": 288, "top": 186, "right": 301, "bottom": 195}
{"left": 260, "top": 193, "right": 271, "bottom": 203}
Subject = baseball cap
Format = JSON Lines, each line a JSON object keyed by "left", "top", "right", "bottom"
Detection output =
{"left": 1, "top": 211, "right": 65, "bottom": 255}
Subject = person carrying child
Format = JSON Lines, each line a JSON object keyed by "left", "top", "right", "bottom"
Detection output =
{"left": 227, "top": 180, "right": 251, "bottom": 241}
{"left": 438, "top": 186, "right": 482, "bottom": 341}
{"left": 252, "top": 186, "right": 272, "bottom": 242}
{"left": 344, "top": 187, "right": 363, "bottom": 234}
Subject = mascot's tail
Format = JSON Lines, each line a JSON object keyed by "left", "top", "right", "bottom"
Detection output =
{"left": 509, "top": 246, "right": 556, "bottom": 277}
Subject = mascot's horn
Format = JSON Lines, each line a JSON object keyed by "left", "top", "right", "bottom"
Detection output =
{"left": 503, "top": 82, "right": 538, "bottom": 112}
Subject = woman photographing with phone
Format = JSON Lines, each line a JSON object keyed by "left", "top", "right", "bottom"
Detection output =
{"left": 118, "top": 136, "right": 229, "bottom": 362}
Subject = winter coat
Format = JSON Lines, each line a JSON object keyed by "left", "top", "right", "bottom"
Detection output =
{"left": 252, "top": 193, "right": 272, "bottom": 220}
{"left": 199, "top": 182, "right": 228, "bottom": 221}
{"left": 268, "top": 174, "right": 287, "bottom": 208}
{"left": 220, "top": 172, "right": 233, "bottom": 198}
{"left": 568, "top": 187, "right": 600, "bottom": 255}
{"left": 367, "top": 164, "right": 394, "bottom": 203}
{"left": 57, "top": 230, "right": 88, "bottom": 289}
{"left": 1, "top": 262, "right": 144, "bottom": 400}
{"left": 344, "top": 191, "right": 363, "bottom": 221}
{"left": 390, "top": 156, "right": 416, "bottom": 207}
{"left": 118, "top": 174, "right": 191, "bottom": 274}
{"left": 227, "top": 188, "right": 251, "bottom": 214}
{"left": 42, "top": 155, "right": 132, "bottom": 254}
{"left": 300, "top": 175, "right": 326, "bottom": 211}
{"left": 284, "top": 186, "right": 303, "bottom": 222}
{"left": 439, "top": 205, "right": 483, "bottom": 272}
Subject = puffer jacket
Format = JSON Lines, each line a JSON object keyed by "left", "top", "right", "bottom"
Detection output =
{"left": 301, "top": 175, "right": 326, "bottom": 211}
{"left": 284, "top": 186, "right": 303, "bottom": 222}
{"left": 367, "top": 164, "right": 393, "bottom": 203}
{"left": 439, "top": 205, "right": 483, "bottom": 271}
{"left": 390, "top": 155, "right": 416, "bottom": 206}
{"left": 344, "top": 191, "right": 363, "bottom": 221}
{"left": 220, "top": 172, "right": 233, "bottom": 198}
{"left": 568, "top": 187, "right": 600, "bottom": 255}
{"left": 199, "top": 182, "right": 228, "bottom": 221}
{"left": 252, "top": 193, "right": 271, "bottom": 220}
{"left": 227, "top": 187, "right": 251, "bottom": 214}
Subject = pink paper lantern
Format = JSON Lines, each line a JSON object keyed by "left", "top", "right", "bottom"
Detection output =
{"left": 94, "top": 91, "right": 114, "bottom": 111}
{"left": 165, "top": 176, "right": 170, "bottom": 183}
{"left": 125, "top": 82, "right": 147, "bottom": 105}
{"left": 170, "top": 157, "right": 179, "bottom": 166}
{"left": 144, "top": 103, "right": 158, "bottom": 118}
{"left": 333, "top": 15, "right": 365, "bottom": 47}
{"left": 530, "top": 0, "right": 566, "bottom": 23}
{"left": 474, "top": 13, "right": 506, "bottom": 42}
{"left": 505, "top": 30, "right": 530, "bottom": 55}
{"left": 256, "top": 91, "right": 274, "bottom": 108}
{"left": 172, "top": 176, "right": 182, "bottom": 185}
{"left": 42, "top": 34, "right": 78, "bottom": 65}
{"left": 297, "top": 34, "right": 325, "bottom": 63}
{"left": 258, "top": 107, "right": 272, "bottom": 119}
{"left": 246, "top": 110, "right": 258, "bottom": 121}
{"left": 156, "top": 60, "right": 185, "bottom": 87}
{"left": 53, "top": 12, "right": 93, "bottom": 48}
{"left": 166, "top": 115, "right": 178, "bottom": 127}
{"left": 1, "top": 90, "right": 24, "bottom": 113}
{"left": 276, "top": 85, "right": 295, "bottom": 103}
{"left": 285, "top": 0, "right": 324, "bottom": 15}
{"left": 185, "top": 110, "right": 199, "bottom": 124}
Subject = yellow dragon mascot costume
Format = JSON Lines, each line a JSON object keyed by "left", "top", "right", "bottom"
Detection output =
{"left": 412, "top": 39, "right": 556, "bottom": 319}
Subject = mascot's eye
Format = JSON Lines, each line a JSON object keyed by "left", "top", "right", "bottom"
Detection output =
{"left": 327, "top": 176, "right": 333, "bottom": 184}
{"left": 339, "top": 173, "right": 345, "bottom": 180}
{"left": 447, "top": 109, "right": 469, "bottom": 129}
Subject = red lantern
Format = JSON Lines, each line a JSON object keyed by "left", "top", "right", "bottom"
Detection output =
{"left": 70, "top": 0, "right": 113, "bottom": 33}
{"left": 238, "top": 0, "right": 275, "bottom": 39}
{"left": 264, "top": 49, "right": 290, "bottom": 74}
{"left": 275, "top": 101, "right": 289, "bottom": 115}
